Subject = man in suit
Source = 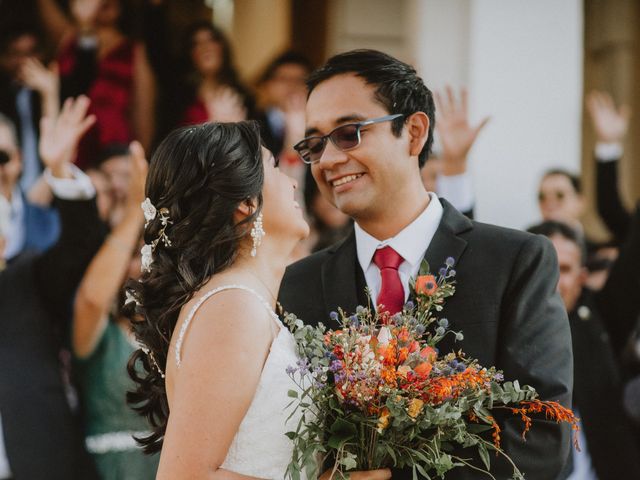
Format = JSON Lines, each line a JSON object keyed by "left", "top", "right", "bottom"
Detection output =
{"left": 0, "top": 113, "right": 60, "bottom": 261}
{"left": 0, "top": 96, "right": 103, "bottom": 480}
{"left": 527, "top": 220, "right": 640, "bottom": 480}
{"left": 279, "top": 50, "right": 573, "bottom": 479}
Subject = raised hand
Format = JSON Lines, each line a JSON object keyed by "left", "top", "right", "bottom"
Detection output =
{"left": 126, "top": 140, "right": 148, "bottom": 208}
{"left": 19, "top": 59, "right": 59, "bottom": 96}
{"left": 204, "top": 87, "right": 247, "bottom": 123}
{"left": 435, "top": 86, "right": 489, "bottom": 175}
{"left": 586, "top": 90, "right": 631, "bottom": 144}
{"left": 283, "top": 91, "right": 307, "bottom": 143}
{"left": 19, "top": 58, "right": 60, "bottom": 117}
{"left": 39, "top": 95, "right": 96, "bottom": 177}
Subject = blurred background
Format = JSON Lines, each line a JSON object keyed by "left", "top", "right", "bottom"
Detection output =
{"left": 3, "top": 0, "right": 638, "bottom": 234}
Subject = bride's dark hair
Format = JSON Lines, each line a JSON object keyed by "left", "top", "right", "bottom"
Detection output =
{"left": 125, "top": 121, "right": 264, "bottom": 453}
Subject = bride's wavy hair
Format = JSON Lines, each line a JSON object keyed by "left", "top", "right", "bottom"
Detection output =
{"left": 125, "top": 121, "right": 264, "bottom": 454}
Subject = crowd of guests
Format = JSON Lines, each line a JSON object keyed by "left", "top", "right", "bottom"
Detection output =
{"left": 1, "top": 1, "right": 639, "bottom": 479}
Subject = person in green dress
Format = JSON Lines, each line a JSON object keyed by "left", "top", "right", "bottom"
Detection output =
{"left": 72, "top": 141, "right": 158, "bottom": 479}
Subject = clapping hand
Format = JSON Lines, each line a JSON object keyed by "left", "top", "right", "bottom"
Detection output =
{"left": 435, "top": 86, "right": 489, "bottom": 175}
{"left": 586, "top": 90, "right": 631, "bottom": 144}
{"left": 204, "top": 87, "right": 247, "bottom": 123}
{"left": 39, "top": 95, "right": 96, "bottom": 178}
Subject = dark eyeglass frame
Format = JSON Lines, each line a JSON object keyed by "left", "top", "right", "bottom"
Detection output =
{"left": 293, "top": 113, "right": 405, "bottom": 165}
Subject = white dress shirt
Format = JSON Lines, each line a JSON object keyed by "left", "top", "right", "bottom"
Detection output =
{"left": 355, "top": 193, "right": 444, "bottom": 306}
{"left": 2, "top": 187, "right": 25, "bottom": 260}
{"left": 0, "top": 165, "right": 95, "bottom": 479}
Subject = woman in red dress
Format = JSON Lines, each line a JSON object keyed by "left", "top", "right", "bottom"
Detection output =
{"left": 177, "top": 22, "right": 251, "bottom": 127}
{"left": 38, "top": 0, "right": 156, "bottom": 169}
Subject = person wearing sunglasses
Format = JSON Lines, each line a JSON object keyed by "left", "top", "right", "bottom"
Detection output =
{"left": 279, "top": 49, "right": 573, "bottom": 479}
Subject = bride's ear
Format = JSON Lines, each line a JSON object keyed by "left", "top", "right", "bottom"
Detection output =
{"left": 234, "top": 198, "right": 256, "bottom": 221}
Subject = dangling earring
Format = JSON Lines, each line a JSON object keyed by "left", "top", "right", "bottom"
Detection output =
{"left": 250, "top": 212, "right": 265, "bottom": 257}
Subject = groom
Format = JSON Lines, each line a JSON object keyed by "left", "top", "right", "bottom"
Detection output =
{"left": 278, "top": 50, "right": 573, "bottom": 478}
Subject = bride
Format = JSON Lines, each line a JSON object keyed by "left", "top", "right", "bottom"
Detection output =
{"left": 126, "top": 122, "right": 390, "bottom": 479}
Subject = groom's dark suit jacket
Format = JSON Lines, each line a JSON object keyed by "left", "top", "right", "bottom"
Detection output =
{"left": 279, "top": 199, "right": 573, "bottom": 479}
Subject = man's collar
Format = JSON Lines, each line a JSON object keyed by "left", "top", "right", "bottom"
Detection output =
{"left": 354, "top": 193, "right": 444, "bottom": 272}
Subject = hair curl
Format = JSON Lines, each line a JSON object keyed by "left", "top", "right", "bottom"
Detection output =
{"left": 125, "top": 121, "right": 264, "bottom": 453}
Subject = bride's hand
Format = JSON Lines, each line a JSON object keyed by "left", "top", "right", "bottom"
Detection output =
{"left": 319, "top": 468, "right": 392, "bottom": 480}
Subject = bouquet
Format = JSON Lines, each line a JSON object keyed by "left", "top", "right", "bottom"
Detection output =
{"left": 284, "top": 258, "right": 578, "bottom": 479}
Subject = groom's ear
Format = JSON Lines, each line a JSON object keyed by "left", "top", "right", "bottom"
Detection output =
{"left": 406, "top": 111, "right": 430, "bottom": 158}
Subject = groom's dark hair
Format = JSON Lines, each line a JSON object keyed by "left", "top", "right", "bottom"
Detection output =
{"left": 306, "top": 49, "right": 435, "bottom": 167}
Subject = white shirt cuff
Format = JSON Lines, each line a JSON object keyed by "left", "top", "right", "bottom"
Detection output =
{"left": 436, "top": 172, "right": 474, "bottom": 213}
{"left": 44, "top": 164, "right": 96, "bottom": 200}
{"left": 595, "top": 142, "right": 623, "bottom": 162}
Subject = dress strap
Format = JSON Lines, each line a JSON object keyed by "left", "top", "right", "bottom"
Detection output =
{"left": 175, "top": 284, "right": 279, "bottom": 368}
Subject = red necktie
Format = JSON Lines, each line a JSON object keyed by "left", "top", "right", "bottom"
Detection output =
{"left": 373, "top": 246, "right": 405, "bottom": 315}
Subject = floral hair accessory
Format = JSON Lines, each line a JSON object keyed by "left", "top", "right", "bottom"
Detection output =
{"left": 124, "top": 289, "right": 141, "bottom": 307}
{"left": 140, "top": 198, "right": 172, "bottom": 272}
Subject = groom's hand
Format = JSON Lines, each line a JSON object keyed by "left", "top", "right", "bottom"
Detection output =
{"left": 319, "top": 468, "right": 392, "bottom": 479}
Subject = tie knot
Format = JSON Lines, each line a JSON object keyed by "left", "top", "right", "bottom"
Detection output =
{"left": 373, "top": 246, "right": 404, "bottom": 271}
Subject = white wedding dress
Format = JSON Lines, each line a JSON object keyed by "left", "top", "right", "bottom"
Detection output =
{"left": 175, "top": 284, "right": 305, "bottom": 479}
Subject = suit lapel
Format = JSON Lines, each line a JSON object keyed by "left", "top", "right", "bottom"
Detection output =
{"left": 321, "top": 231, "right": 364, "bottom": 328}
{"left": 423, "top": 199, "right": 472, "bottom": 273}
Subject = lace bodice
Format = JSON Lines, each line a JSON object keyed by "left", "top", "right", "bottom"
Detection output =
{"left": 174, "top": 284, "right": 305, "bottom": 479}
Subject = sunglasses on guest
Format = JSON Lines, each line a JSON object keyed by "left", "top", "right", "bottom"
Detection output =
{"left": 293, "top": 114, "right": 404, "bottom": 165}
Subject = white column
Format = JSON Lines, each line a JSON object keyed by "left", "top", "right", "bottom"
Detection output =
{"left": 468, "top": 0, "right": 584, "bottom": 228}
{"left": 408, "top": 0, "right": 583, "bottom": 229}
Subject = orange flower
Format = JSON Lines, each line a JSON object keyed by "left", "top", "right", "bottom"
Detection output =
{"left": 398, "top": 347, "right": 409, "bottom": 364}
{"left": 414, "top": 362, "right": 432, "bottom": 378}
{"left": 397, "top": 327, "right": 410, "bottom": 343}
{"left": 415, "top": 275, "right": 438, "bottom": 295}
{"left": 408, "top": 340, "right": 420, "bottom": 353}
{"left": 420, "top": 346, "right": 437, "bottom": 363}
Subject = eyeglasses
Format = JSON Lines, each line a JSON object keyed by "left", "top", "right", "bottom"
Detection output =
{"left": 293, "top": 114, "right": 404, "bottom": 164}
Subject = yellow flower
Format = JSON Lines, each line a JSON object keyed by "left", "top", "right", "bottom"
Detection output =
{"left": 376, "top": 407, "right": 391, "bottom": 433}
{"left": 407, "top": 398, "right": 424, "bottom": 419}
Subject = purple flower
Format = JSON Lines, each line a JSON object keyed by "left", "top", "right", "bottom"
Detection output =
{"left": 329, "top": 360, "right": 343, "bottom": 373}
{"left": 404, "top": 300, "right": 414, "bottom": 310}
{"left": 439, "top": 267, "right": 447, "bottom": 277}
{"left": 493, "top": 372, "right": 504, "bottom": 382}
{"left": 445, "top": 257, "right": 455, "bottom": 267}
{"left": 296, "top": 358, "right": 310, "bottom": 374}
{"left": 415, "top": 324, "right": 426, "bottom": 335}
{"left": 329, "top": 311, "right": 339, "bottom": 321}
{"left": 286, "top": 365, "right": 297, "bottom": 375}
{"left": 448, "top": 269, "right": 457, "bottom": 277}
{"left": 438, "top": 318, "right": 449, "bottom": 329}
